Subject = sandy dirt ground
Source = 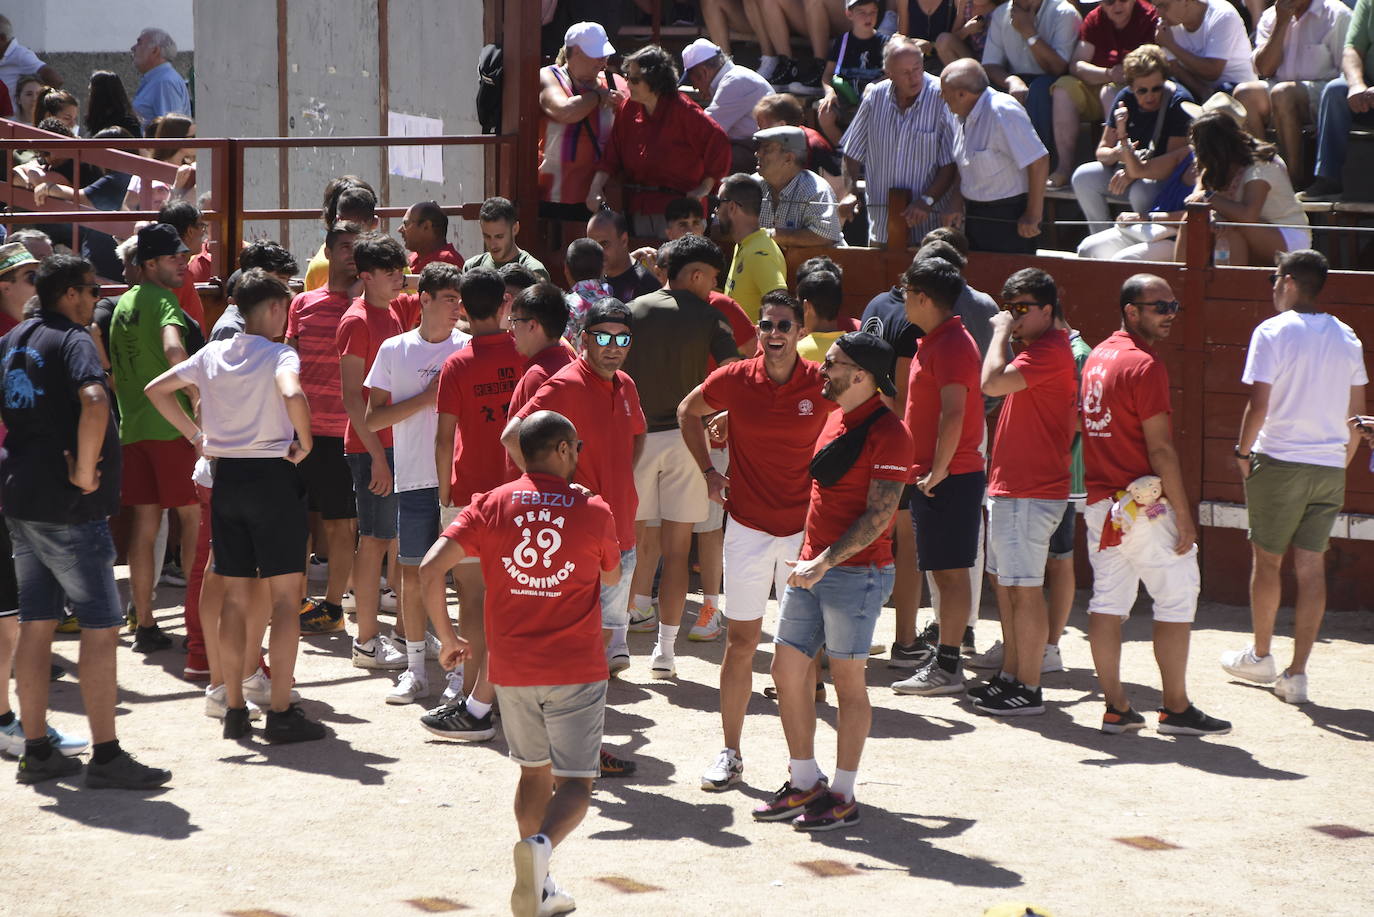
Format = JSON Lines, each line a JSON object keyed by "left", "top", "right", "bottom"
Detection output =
{"left": 6, "top": 569, "right": 1374, "bottom": 917}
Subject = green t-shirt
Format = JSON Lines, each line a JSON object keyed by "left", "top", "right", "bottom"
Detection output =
{"left": 1069, "top": 329, "right": 1092, "bottom": 499}
{"left": 1350, "top": 0, "right": 1374, "bottom": 85}
{"left": 464, "top": 248, "right": 550, "bottom": 281}
{"left": 110, "top": 283, "right": 190, "bottom": 443}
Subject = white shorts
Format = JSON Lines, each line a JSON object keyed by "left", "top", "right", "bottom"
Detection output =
{"left": 634, "top": 429, "right": 709, "bottom": 524}
{"left": 1278, "top": 226, "right": 1311, "bottom": 253}
{"left": 693, "top": 446, "right": 729, "bottom": 534}
{"left": 722, "top": 517, "right": 803, "bottom": 622}
{"left": 1084, "top": 498, "right": 1199, "bottom": 624}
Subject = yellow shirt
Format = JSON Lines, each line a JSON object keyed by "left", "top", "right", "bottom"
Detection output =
{"left": 724, "top": 228, "right": 787, "bottom": 323}
{"left": 304, "top": 243, "right": 329, "bottom": 291}
{"left": 797, "top": 330, "right": 844, "bottom": 364}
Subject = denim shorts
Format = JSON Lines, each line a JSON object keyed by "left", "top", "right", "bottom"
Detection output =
{"left": 775, "top": 563, "right": 895, "bottom": 660}
{"left": 986, "top": 496, "right": 1067, "bottom": 587}
{"left": 7, "top": 517, "right": 124, "bottom": 629}
{"left": 396, "top": 487, "right": 440, "bottom": 565}
{"left": 346, "top": 448, "right": 399, "bottom": 540}
{"left": 600, "top": 546, "right": 637, "bottom": 629}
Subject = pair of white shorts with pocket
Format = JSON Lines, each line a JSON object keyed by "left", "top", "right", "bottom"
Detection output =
{"left": 1084, "top": 498, "right": 1199, "bottom": 624}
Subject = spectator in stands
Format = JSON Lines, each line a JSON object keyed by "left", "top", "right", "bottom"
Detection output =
{"left": 1302, "top": 0, "right": 1374, "bottom": 201}
{"left": 936, "top": 0, "right": 1005, "bottom": 67}
{"left": 754, "top": 0, "right": 853, "bottom": 93}
{"left": 305, "top": 177, "right": 377, "bottom": 291}
{"left": 30, "top": 126, "right": 135, "bottom": 212}
{"left": 399, "top": 200, "right": 464, "bottom": 273}
{"left": 32, "top": 89, "right": 78, "bottom": 132}
{"left": 818, "top": 0, "right": 889, "bottom": 146}
{"left": 121, "top": 113, "right": 197, "bottom": 211}
{"left": 85, "top": 70, "right": 142, "bottom": 138}
{"left": 1072, "top": 44, "right": 1194, "bottom": 233}
{"left": 1233, "top": 0, "right": 1351, "bottom": 186}
{"left": 981, "top": 0, "right": 1082, "bottom": 164}
{"left": 701, "top": 0, "right": 774, "bottom": 64}
{"left": 587, "top": 46, "right": 731, "bottom": 238}
{"left": 1182, "top": 109, "right": 1310, "bottom": 264}
{"left": 1074, "top": 156, "right": 1195, "bottom": 262}
{"left": 13, "top": 73, "right": 41, "bottom": 125}
{"left": 0, "top": 16, "right": 62, "bottom": 105}
{"left": 586, "top": 209, "right": 661, "bottom": 303}
{"left": 538, "top": 21, "right": 627, "bottom": 221}
{"left": 841, "top": 36, "right": 957, "bottom": 246}
{"left": 719, "top": 174, "right": 788, "bottom": 322}
{"left": 682, "top": 39, "right": 774, "bottom": 173}
{"left": 1153, "top": 0, "right": 1255, "bottom": 102}
{"left": 942, "top": 59, "right": 1050, "bottom": 252}
{"left": 466, "top": 196, "right": 550, "bottom": 279}
{"left": 1048, "top": 0, "right": 1161, "bottom": 188}
{"left": 753, "top": 125, "right": 844, "bottom": 246}
{"left": 900, "top": 0, "right": 960, "bottom": 56}
{"left": 753, "top": 92, "right": 843, "bottom": 177}
{"left": 131, "top": 28, "right": 190, "bottom": 129}
{"left": 9, "top": 229, "right": 51, "bottom": 261}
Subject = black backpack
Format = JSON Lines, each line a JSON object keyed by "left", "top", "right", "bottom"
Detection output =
{"left": 477, "top": 44, "right": 503, "bottom": 135}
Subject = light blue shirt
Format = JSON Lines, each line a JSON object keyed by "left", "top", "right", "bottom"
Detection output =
{"left": 133, "top": 61, "right": 190, "bottom": 128}
{"left": 951, "top": 89, "right": 1047, "bottom": 202}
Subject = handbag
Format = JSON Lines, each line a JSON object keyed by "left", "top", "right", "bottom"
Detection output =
{"left": 809, "top": 405, "right": 889, "bottom": 487}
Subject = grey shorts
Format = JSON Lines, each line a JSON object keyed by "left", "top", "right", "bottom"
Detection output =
{"left": 494, "top": 680, "right": 606, "bottom": 778}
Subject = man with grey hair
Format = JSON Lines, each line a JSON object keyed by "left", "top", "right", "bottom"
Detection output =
{"left": 131, "top": 27, "right": 190, "bottom": 128}
{"left": 9, "top": 229, "right": 53, "bottom": 262}
{"left": 839, "top": 35, "right": 957, "bottom": 246}
{"left": 753, "top": 126, "right": 843, "bottom": 247}
{"left": 0, "top": 16, "right": 62, "bottom": 107}
{"left": 681, "top": 38, "right": 772, "bottom": 172}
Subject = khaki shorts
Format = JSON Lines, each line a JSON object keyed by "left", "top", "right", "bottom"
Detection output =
{"left": 494, "top": 680, "right": 606, "bottom": 778}
{"left": 1244, "top": 453, "right": 1346, "bottom": 554}
{"left": 1266, "top": 78, "right": 1324, "bottom": 116}
{"left": 1052, "top": 75, "right": 1119, "bottom": 123}
{"left": 693, "top": 446, "right": 729, "bottom": 534}
{"left": 634, "top": 429, "right": 709, "bottom": 525}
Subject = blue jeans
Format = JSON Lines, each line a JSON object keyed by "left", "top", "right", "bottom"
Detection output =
{"left": 775, "top": 563, "right": 895, "bottom": 660}
{"left": 600, "top": 546, "right": 637, "bottom": 629}
{"left": 986, "top": 496, "right": 1067, "bottom": 588}
{"left": 1070, "top": 160, "right": 1163, "bottom": 234}
{"left": 1314, "top": 77, "right": 1374, "bottom": 181}
{"left": 396, "top": 487, "right": 439, "bottom": 565}
{"left": 8, "top": 518, "right": 123, "bottom": 629}
{"left": 346, "top": 448, "right": 399, "bottom": 540}
{"left": 1022, "top": 74, "right": 1057, "bottom": 168}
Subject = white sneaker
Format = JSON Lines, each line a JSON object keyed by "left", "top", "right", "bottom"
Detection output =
{"left": 892, "top": 660, "right": 965, "bottom": 696}
{"left": 538, "top": 876, "right": 576, "bottom": 917}
{"left": 340, "top": 590, "right": 357, "bottom": 611}
{"left": 1220, "top": 645, "right": 1278, "bottom": 684}
{"left": 1041, "top": 644, "right": 1065, "bottom": 674}
{"left": 440, "top": 670, "right": 465, "bottom": 704}
{"left": 650, "top": 645, "right": 676, "bottom": 680}
{"left": 688, "top": 604, "right": 722, "bottom": 642}
{"left": 1274, "top": 670, "right": 1309, "bottom": 704}
{"left": 966, "top": 640, "right": 1005, "bottom": 670}
{"left": 628, "top": 604, "right": 658, "bottom": 633}
{"left": 512, "top": 835, "right": 552, "bottom": 917}
{"left": 379, "top": 587, "right": 399, "bottom": 613}
{"left": 352, "top": 636, "right": 408, "bottom": 670}
{"left": 204, "top": 684, "right": 263, "bottom": 720}
{"left": 424, "top": 632, "right": 442, "bottom": 660}
{"left": 242, "top": 669, "right": 301, "bottom": 706}
{"left": 701, "top": 748, "right": 743, "bottom": 791}
{"left": 607, "top": 645, "right": 630, "bottom": 677}
{"left": 0, "top": 719, "right": 90, "bottom": 757}
{"left": 386, "top": 670, "right": 429, "bottom": 705}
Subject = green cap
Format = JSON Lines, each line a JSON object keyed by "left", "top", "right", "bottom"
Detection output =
{"left": 0, "top": 242, "right": 38, "bottom": 279}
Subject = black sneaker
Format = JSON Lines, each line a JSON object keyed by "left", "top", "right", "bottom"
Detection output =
{"left": 962, "top": 626, "right": 977, "bottom": 655}
{"left": 16, "top": 747, "right": 83, "bottom": 785}
{"left": 769, "top": 56, "right": 799, "bottom": 90}
{"left": 1157, "top": 704, "right": 1232, "bottom": 736}
{"left": 132, "top": 624, "right": 173, "bottom": 653}
{"left": 888, "top": 640, "right": 932, "bottom": 669}
{"left": 975, "top": 682, "right": 1045, "bottom": 717}
{"left": 419, "top": 699, "right": 495, "bottom": 741}
{"left": 263, "top": 704, "right": 326, "bottom": 744}
{"left": 1101, "top": 704, "right": 1146, "bottom": 734}
{"left": 967, "top": 673, "right": 1014, "bottom": 703}
{"left": 49, "top": 663, "right": 64, "bottom": 682}
{"left": 223, "top": 706, "right": 252, "bottom": 740}
{"left": 785, "top": 57, "right": 825, "bottom": 94}
{"left": 599, "top": 747, "right": 638, "bottom": 778}
{"left": 85, "top": 751, "right": 171, "bottom": 789}
{"left": 299, "top": 598, "right": 346, "bottom": 635}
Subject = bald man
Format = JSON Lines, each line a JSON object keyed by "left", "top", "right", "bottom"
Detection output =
{"left": 586, "top": 210, "right": 661, "bottom": 303}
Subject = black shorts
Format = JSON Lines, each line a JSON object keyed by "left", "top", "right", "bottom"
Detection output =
{"left": 211, "top": 457, "right": 309, "bottom": 578}
{"left": 0, "top": 517, "right": 17, "bottom": 616}
{"left": 296, "top": 435, "right": 357, "bottom": 520}
{"left": 1048, "top": 500, "right": 1078, "bottom": 558}
{"left": 910, "top": 470, "right": 985, "bottom": 571}
{"left": 898, "top": 482, "right": 917, "bottom": 512}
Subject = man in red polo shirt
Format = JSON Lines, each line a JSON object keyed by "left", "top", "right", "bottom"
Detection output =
{"left": 420, "top": 267, "right": 522, "bottom": 741}
{"left": 678, "top": 289, "right": 834, "bottom": 792}
{"left": 399, "top": 201, "right": 465, "bottom": 274}
{"left": 423, "top": 410, "right": 620, "bottom": 917}
{"left": 892, "top": 257, "right": 986, "bottom": 698}
{"left": 506, "top": 283, "right": 574, "bottom": 422}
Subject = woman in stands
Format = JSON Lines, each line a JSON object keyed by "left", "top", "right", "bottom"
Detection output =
{"left": 85, "top": 70, "right": 142, "bottom": 138}
{"left": 121, "top": 113, "right": 197, "bottom": 211}
{"left": 31, "top": 88, "right": 78, "bottom": 133}
{"left": 13, "top": 74, "right": 42, "bottom": 125}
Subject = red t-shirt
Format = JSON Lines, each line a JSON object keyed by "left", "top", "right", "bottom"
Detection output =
{"left": 516, "top": 357, "right": 647, "bottom": 549}
{"left": 905, "top": 315, "right": 985, "bottom": 479}
{"left": 801, "top": 396, "right": 912, "bottom": 567}
{"left": 286, "top": 288, "right": 352, "bottom": 437}
{"left": 408, "top": 243, "right": 465, "bottom": 274}
{"left": 506, "top": 344, "right": 577, "bottom": 478}
{"left": 390, "top": 293, "right": 421, "bottom": 332}
{"left": 436, "top": 332, "right": 522, "bottom": 505}
{"left": 988, "top": 327, "right": 1077, "bottom": 500}
{"left": 601, "top": 90, "right": 732, "bottom": 215}
{"left": 701, "top": 355, "right": 834, "bottom": 536}
{"left": 186, "top": 247, "right": 215, "bottom": 286}
{"left": 444, "top": 471, "right": 618, "bottom": 687}
{"left": 1080, "top": 330, "right": 1173, "bottom": 503}
{"left": 336, "top": 298, "right": 402, "bottom": 453}
{"left": 1080, "top": 1, "right": 1159, "bottom": 68}
{"left": 174, "top": 273, "right": 204, "bottom": 331}
{"left": 0, "top": 312, "right": 19, "bottom": 336}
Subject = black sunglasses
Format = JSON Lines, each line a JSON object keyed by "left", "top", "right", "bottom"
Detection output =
{"left": 1128, "top": 299, "right": 1181, "bottom": 315}
{"left": 1133, "top": 84, "right": 1164, "bottom": 95}
{"left": 757, "top": 318, "right": 794, "bottom": 333}
{"left": 1001, "top": 301, "right": 1047, "bottom": 315}
{"left": 591, "top": 331, "right": 632, "bottom": 347}
{"left": 1269, "top": 272, "right": 1288, "bottom": 285}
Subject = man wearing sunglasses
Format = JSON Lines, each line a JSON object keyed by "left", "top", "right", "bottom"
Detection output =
{"left": 677, "top": 290, "right": 835, "bottom": 792}
{"left": 1079, "top": 273, "right": 1229, "bottom": 736}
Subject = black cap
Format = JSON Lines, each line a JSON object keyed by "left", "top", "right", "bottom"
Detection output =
{"left": 136, "top": 223, "right": 190, "bottom": 263}
{"left": 835, "top": 331, "right": 897, "bottom": 397}
{"left": 583, "top": 297, "right": 632, "bottom": 331}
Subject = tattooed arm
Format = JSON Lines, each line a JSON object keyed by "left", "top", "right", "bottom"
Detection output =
{"left": 787, "top": 478, "right": 905, "bottom": 588}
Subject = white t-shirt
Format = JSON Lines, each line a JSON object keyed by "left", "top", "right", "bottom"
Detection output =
{"left": 1169, "top": 0, "right": 1257, "bottom": 92}
{"left": 1242, "top": 310, "right": 1368, "bottom": 467}
{"left": 0, "top": 41, "right": 45, "bottom": 102}
{"left": 365, "top": 327, "right": 471, "bottom": 492}
{"left": 169, "top": 334, "right": 301, "bottom": 459}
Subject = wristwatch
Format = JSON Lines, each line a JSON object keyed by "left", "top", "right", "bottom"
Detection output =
{"left": 920, "top": 194, "right": 935, "bottom": 207}
{"left": 1233, "top": 444, "right": 1252, "bottom": 460}
{"left": 1027, "top": 35, "right": 1040, "bottom": 47}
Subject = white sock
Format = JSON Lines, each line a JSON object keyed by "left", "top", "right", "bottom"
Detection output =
{"left": 355, "top": 637, "right": 376, "bottom": 652}
{"left": 789, "top": 757, "right": 820, "bottom": 788}
{"left": 466, "top": 696, "right": 492, "bottom": 719}
{"left": 657, "top": 623, "right": 679, "bottom": 654}
{"left": 405, "top": 639, "right": 425, "bottom": 676}
{"left": 831, "top": 768, "right": 858, "bottom": 802}
{"left": 632, "top": 594, "right": 652, "bottom": 612}
{"left": 608, "top": 625, "right": 628, "bottom": 652}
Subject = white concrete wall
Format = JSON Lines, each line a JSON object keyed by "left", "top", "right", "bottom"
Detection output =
{"left": 8, "top": 1, "right": 194, "bottom": 53}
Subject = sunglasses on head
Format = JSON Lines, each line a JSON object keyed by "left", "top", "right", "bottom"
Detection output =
{"left": 1129, "top": 299, "right": 1181, "bottom": 315}
{"left": 1000, "top": 301, "right": 1046, "bottom": 315}
{"left": 590, "top": 331, "right": 632, "bottom": 347}
{"left": 757, "top": 318, "right": 794, "bottom": 333}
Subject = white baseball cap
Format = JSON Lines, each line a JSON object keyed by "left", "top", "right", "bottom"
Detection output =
{"left": 564, "top": 21, "right": 615, "bottom": 59}
{"left": 681, "top": 38, "right": 722, "bottom": 73}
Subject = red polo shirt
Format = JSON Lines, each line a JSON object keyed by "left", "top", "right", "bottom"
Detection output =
{"left": 336, "top": 297, "right": 402, "bottom": 454}
{"left": 801, "top": 396, "right": 912, "bottom": 567}
{"left": 409, "top": 243, "right": 465, "bottom": 274}
{"left": 516, "top": 357, "right": 647, "bottom": 549}
{"left": 701, "top": 354, "right": 834, "bottom": 536}
{"left": 507, "top": 344, "right": 577, "bottom": 478}
{"left": 988, "top": 327, "right": 1077, "bottom": 500}
{"left": 707, "top": 291, "right": 757, "bottom": 371}
{"left": 1081, "top": 330, "right": 1173, "bottom": 503}
{"left": 287, "top": 288, "right": 352, "bottom": 437}
{"left": 906, "top": 315, "right": 985, "bottom": 479}
{"left": 436, "top": 332, "right": 522, "bottom": 504}
{"left": 444, "top": 471, "right": 618, "bottom": 687}
{"left": 601, "top": 90, "right": 731, "bottom": 215}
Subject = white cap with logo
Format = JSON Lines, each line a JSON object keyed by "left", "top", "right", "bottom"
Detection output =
{"left": 681, "top": 38, "right": 722, "bottom": 73}
{"left": 564, "top": 21, "right": 616, "bottom": 59}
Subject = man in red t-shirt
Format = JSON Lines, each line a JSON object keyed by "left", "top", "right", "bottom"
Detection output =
{"left": 974, "top": 268, "right": 1076, "bottom": 717}
{"left": 679, "top": 290, "right": 835, "bottom": 792}
{"left": 399, "top": 201, "right": 465, "bottom": 274}
{"left": 753, "top": 332, "right": 909, "bottom": 832}
{"left": 505, "top": 283, "right": 574, "bottom": 432}
{"left": 425, "top": 267, "right": 522, "bottom": 739}
{"left": 420, "top": 410, "right": 619, "bottom": 917}
{"left": 1079, "top": 273, "right": 1229, "bottom": 737}
{"left": 893, "top": 258, "right": 986, "bottom": 698}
